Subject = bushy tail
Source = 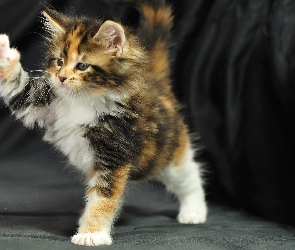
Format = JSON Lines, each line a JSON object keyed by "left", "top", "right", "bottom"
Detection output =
{"left": 108, "top": 0, "right": 174, "bottom": 80}
{"left": 136, "top": 0, "right": 173, "bottom": 80}
{"left": 107, "top": 1, "right": 173, "bottom": 47}
{"left": 134, "top": 0, "right": 173, "bottom": 50}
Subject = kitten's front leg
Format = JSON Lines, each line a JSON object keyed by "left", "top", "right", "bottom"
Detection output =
{"left": 0, "top": 34, "right": 53, "bottom": 128}
{"left": 71, "top": 165, "right": 130, "bottom": 246}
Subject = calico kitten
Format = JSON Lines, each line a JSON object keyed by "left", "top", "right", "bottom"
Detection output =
{"left": 0, "top": 0, "right": 207, "bottom": 246}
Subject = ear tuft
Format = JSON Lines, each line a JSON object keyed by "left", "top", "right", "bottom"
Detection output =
{"left": 94, "top": 21, "right": 125, "bottom": 55}
{"left": 41, "top": 9, "right": 65, "bottom": 35}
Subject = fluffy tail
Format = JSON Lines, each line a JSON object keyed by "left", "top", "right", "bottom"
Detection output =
{"left": 107, "top": 1, "right": 173, "bottom": 46}
{"left": 108, "top": 0, "right": 174, "bottom": 80}
{"left": 137, "top": 0, "right": 173, "bottom": 80}
{"left": 134, "top": 0, "right": 173, "bottom": 49}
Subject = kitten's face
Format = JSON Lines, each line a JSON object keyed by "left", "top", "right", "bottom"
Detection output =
{"left": 46, "top": 27, "right": 108, "bottom": 96}
{"left": 43, "top": 11, "right": 127, "bottom": 98}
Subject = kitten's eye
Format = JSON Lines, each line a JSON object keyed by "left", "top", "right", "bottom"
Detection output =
{"left": 57, "top": 58, "right": 64, "bottom": 67}
{"left": 76, "top": 63, "right": 89, "bottom": 71}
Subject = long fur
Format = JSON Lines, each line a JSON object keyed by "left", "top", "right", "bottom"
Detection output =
{"left": 0, "top": 0, "right": 207, "bottom": 246}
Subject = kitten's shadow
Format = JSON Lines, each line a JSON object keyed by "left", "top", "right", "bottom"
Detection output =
{"left": 31, "top": 204, "right": 177, "bottom": 237}
{"left": 4, "top": 203, "right": 177, "bottom": 239}
{"left": 116, "top": 205, "right": 177, "bottom": 226}
{"left": 9, "top": 182, "right": 179, "bottom": 237}
{"left": 1, "top": 212, "right": 79, "bottom": 238}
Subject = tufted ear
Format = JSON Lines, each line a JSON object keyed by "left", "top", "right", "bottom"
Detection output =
{"left": 94, "top": 20, "right": 125, "bottom": 56}
{"left": 41, "top": 8, "right": 66, "bottom": 35}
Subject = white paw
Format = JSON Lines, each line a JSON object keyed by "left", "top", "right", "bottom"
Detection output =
{"left": 71, "top": 232, "right": 112, "bottom": 246}
{"left": 178, "top": 205, "right": 207, "bottom": 224}
{"left": 0, "top": 34, "right": 20, "bottom": 76}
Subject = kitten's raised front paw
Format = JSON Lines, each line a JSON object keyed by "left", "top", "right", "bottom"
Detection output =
{"left": 71, "top": 232, "right": 112, "bottom": 246}
{"left": 0, "top": 34, "right": 20, "bottom": 77}
{"left": 177, "top": 205, "right": 207, "bottom": 224}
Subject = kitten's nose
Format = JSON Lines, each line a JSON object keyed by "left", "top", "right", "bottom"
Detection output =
{"left": 59, "top": 76, "right": 67, "bottom": 83}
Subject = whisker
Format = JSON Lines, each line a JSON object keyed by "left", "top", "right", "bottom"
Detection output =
{"left": 68, "top": 87, "right": 77, "bottom": 113}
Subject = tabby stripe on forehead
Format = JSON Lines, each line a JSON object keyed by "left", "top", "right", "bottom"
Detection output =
{"left": 80, "top": 33, "right": 88, "bottom": 45}
{"left": 63, "top": 41, "right": 70, "bottom": 56}
{"left": 77, "top": 33, "right": 89, "bottom": 55}
{"left": 66, "top": 26, "right": 84, "bottom": 58}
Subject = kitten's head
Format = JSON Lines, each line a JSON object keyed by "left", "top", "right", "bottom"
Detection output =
{"left": 41, "top": 8, "right": 146, "bottom": 98}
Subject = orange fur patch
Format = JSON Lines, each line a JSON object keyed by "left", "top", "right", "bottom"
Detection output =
{"left": 172, "top": 123, "right": 190, "bottom": 167}
{"left": 67, "top": 26, "right": 83, "bottom": 59}
{"left": 159, "top": 96, "right": 175, "bottom": 115}
{"left": 141, "top": 5, "right": 173, "bottom": 28}
{"left": 150, "top": 40, "right": 170, "bottom": 81}
{"left": 154, "top": 145, "right": 172, "bottom": 175}
{"left": 138, "top": 139, "right": 157, "bottom": 167}
{"left": 78, "top": 165, "right": 130, "bottom": 233}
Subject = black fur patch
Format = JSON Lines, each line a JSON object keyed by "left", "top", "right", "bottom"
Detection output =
{"left": 85, "top": 65, "right": 108, "bottom": 87}
{"left": 9, "top": 77, "right": 54, "bottom": 111}
{"left": 96, "top": 176, "right": 114, "bottom": 197}
{"left": 83, "top": 114, "right": 141, "bottom": 169}
{"left": 9, "top": 84, "right": 31, "bottom": 111}
{"left": 32, "top": 79, "right": 55, "bottom": 107}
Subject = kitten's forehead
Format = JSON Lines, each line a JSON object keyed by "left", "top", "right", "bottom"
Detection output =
{"left": 64, "top": 25, "right": 86, "bottom": 55}
{"left": 56, "top": 22, "right": 109, "bottom": 66}
{"left": 57, "top": 24, "right": 90, "bottom": 65}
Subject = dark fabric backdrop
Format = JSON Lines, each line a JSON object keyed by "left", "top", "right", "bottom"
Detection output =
{"left": 1, "top": 0, "right": 295, "bottom": 225}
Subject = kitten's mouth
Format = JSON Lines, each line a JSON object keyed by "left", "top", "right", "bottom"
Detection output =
{"left": 60, "top": 81, "right": 71, "bottom": 91}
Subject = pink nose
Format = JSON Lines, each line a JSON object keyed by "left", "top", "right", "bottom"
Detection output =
{"left": 59, "top": 76, "right": 67, "bottom": 83}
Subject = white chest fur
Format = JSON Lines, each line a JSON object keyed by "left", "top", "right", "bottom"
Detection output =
{"left": 42, "top": 94, "right": 122, "bottom": 172}
{"left": 43, "top": 97, "right": 98, "bottom": 172}
{"left": 44, "top": 99, "right": 97, "bottom": 171}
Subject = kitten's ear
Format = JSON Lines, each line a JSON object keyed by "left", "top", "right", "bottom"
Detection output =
{"left": 41, "top": 8, "right": 66, "bottom": 35}
{"left": 94, "top": 21, "right": 125, "bottom": 56}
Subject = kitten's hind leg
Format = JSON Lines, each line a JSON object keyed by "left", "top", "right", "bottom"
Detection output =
{"left": 71, "top": 165, "right": 130, "bottom": 246}
{"left": 158, "top": 147, "right": 207, "bottom": 224}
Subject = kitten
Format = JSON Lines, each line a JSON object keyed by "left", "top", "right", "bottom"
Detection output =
{"left": 0, "top": 0, "right": 207, "bottom": 246}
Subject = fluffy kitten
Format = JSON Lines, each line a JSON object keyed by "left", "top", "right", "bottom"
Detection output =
{"left": 0, "top": 0, "right": 207, "bottom": 246}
